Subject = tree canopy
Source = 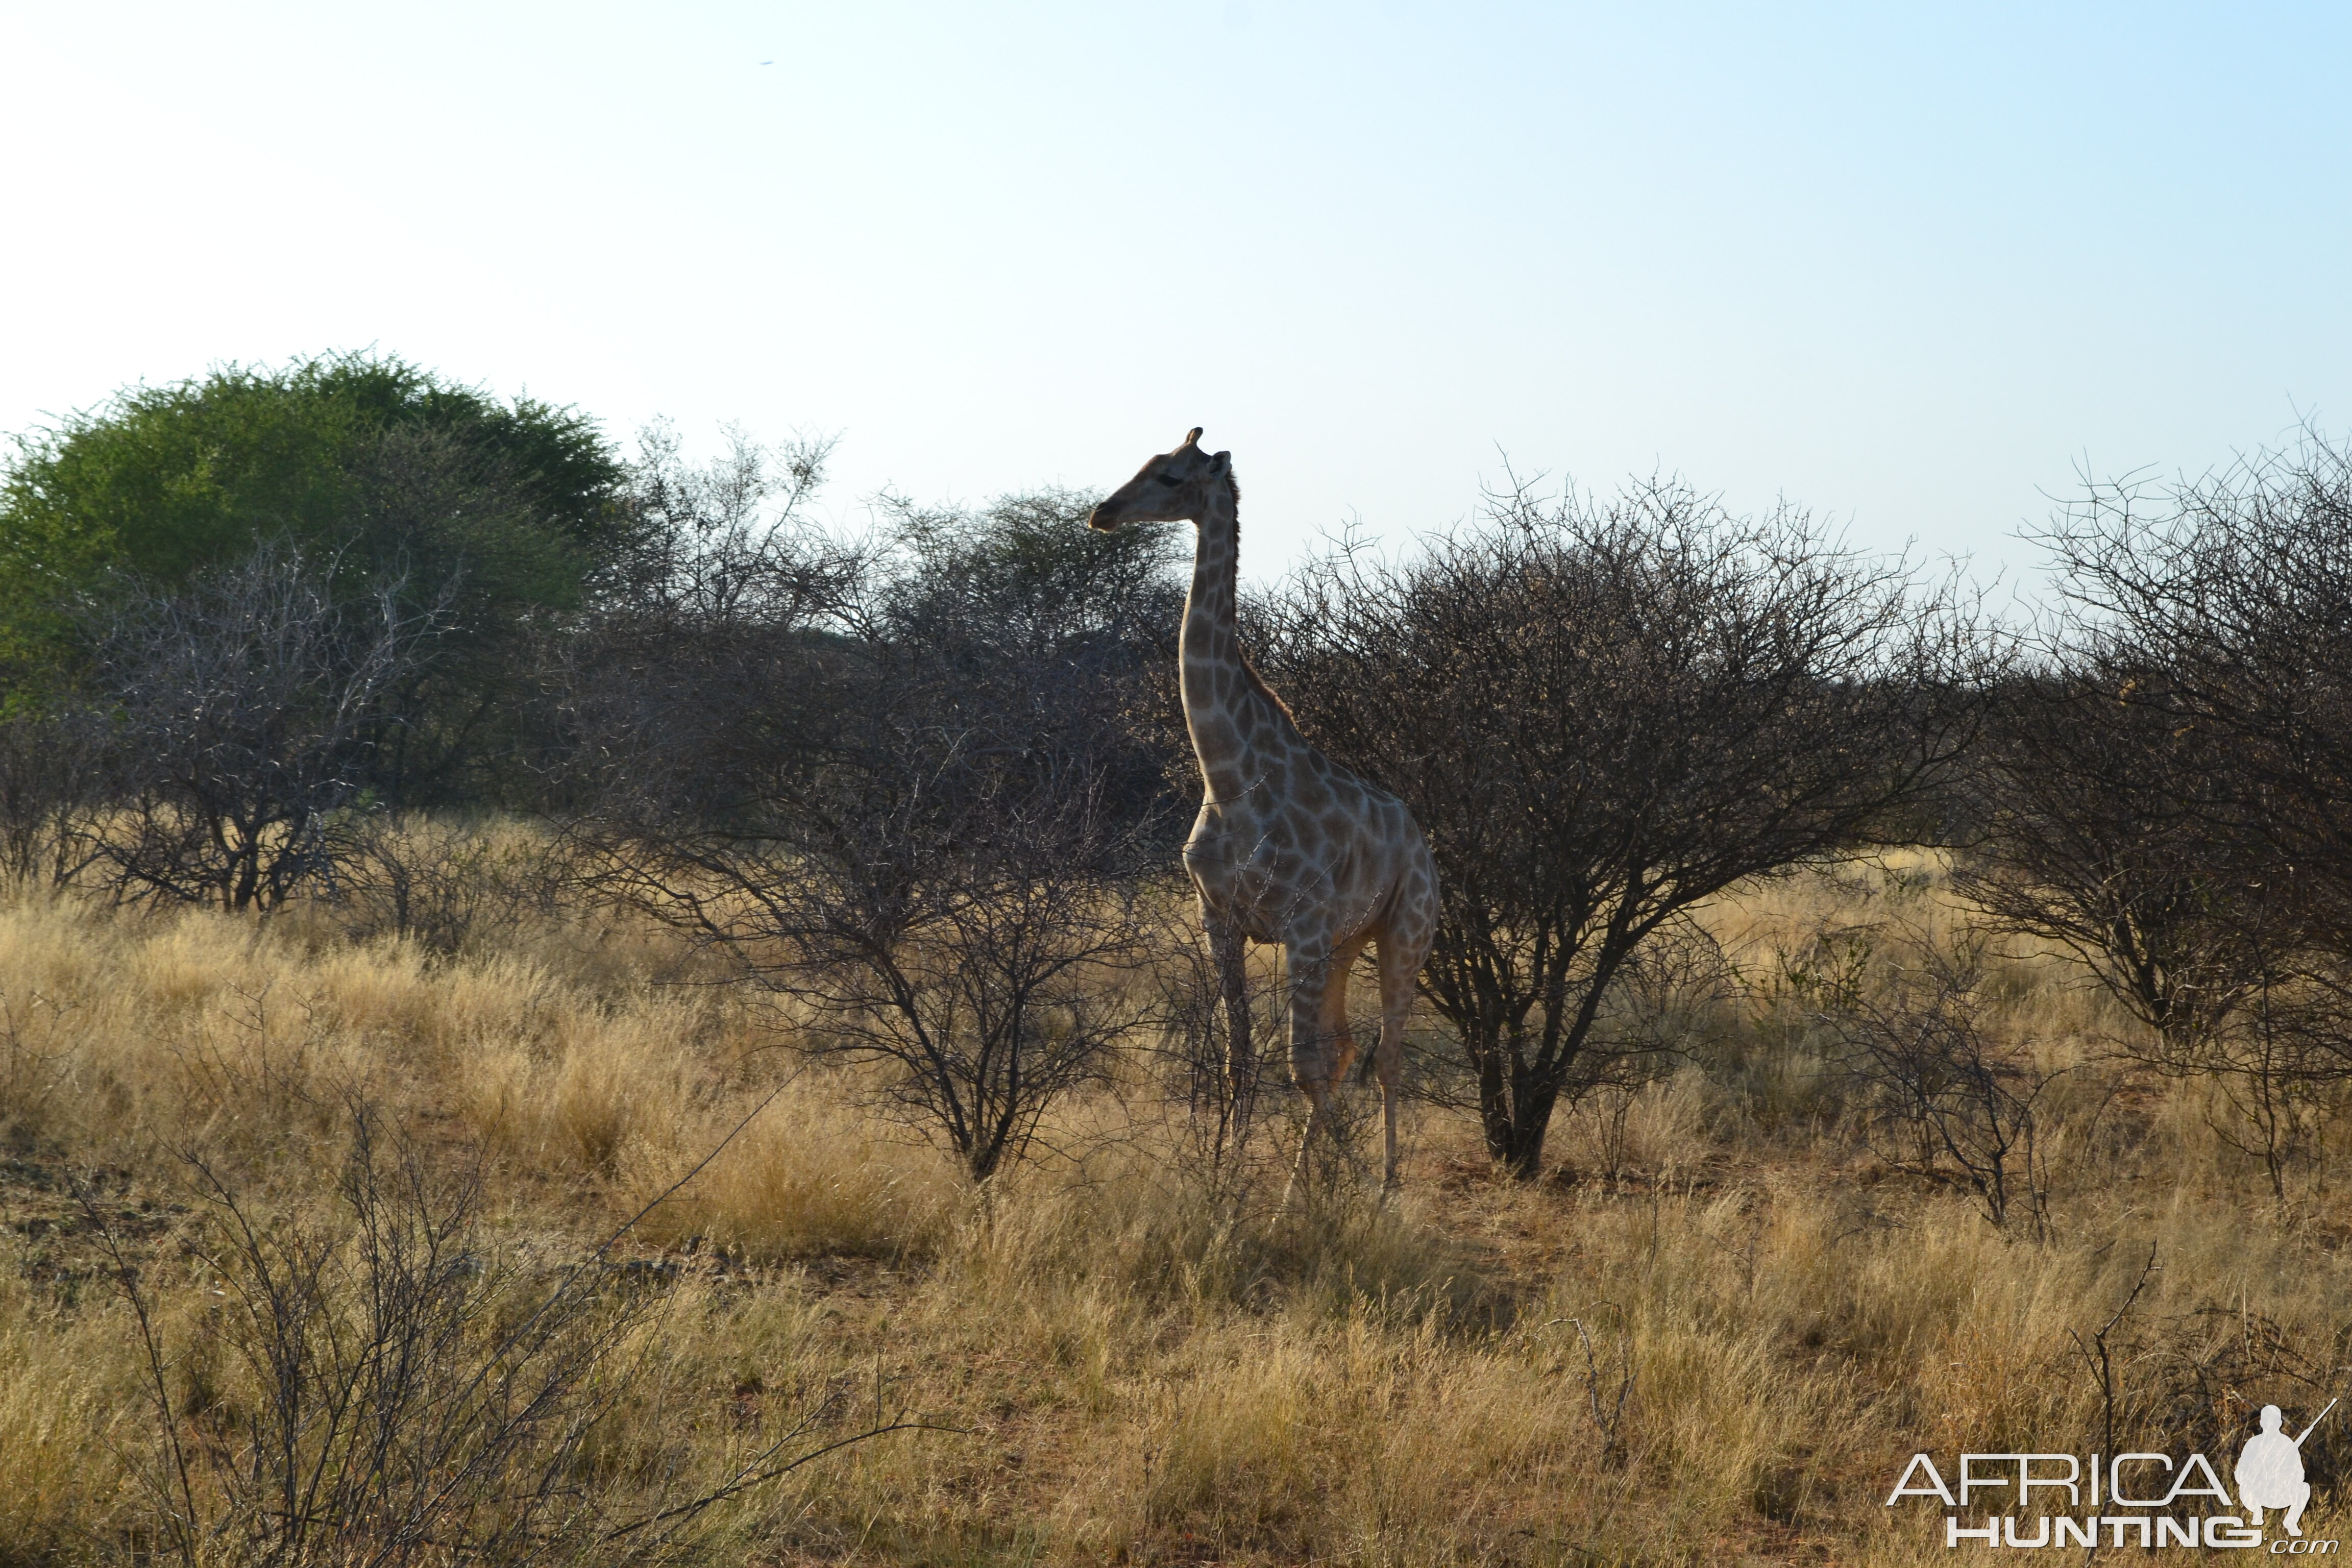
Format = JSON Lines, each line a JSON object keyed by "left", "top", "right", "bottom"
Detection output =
{"left": 0, "top": 353, "right": 624, "bottom": 675}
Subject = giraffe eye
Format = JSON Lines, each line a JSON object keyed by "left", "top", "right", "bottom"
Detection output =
{"left": 1157, "top": 473, "right": 1181, "bottom": 486}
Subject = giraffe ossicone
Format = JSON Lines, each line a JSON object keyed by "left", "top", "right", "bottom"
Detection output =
{"left": 1089, "top": 429, "right": 1439, "bottom": 1190}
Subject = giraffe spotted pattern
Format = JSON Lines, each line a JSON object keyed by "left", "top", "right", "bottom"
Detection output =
{"left": 1089, "top": 428, "right": 1439, "bottom": 1190}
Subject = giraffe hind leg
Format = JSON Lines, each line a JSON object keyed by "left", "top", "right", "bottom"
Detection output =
{"left": 1279, "top": 939, "right": 1353, "bottom": 1208}
{"left": 1319, "top": 931, "right": 1370, "bottom": 1089}
{"left": 1284, "top": 935, "right": 1382, "bottom": 1206}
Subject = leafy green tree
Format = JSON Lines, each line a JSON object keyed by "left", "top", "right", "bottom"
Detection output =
{"left": 1, "top": 352, "right": 620, "bottom": 662}
{"left": 1, "top": 353, "right": 625, "bottom": 792}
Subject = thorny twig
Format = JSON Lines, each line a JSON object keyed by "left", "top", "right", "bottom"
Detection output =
{"left": 1563, "top": 1309, "right": 1634, "bottom": 1460}
{"left": 2069, "top": 1243, "right": 2159, "bottom": 1465}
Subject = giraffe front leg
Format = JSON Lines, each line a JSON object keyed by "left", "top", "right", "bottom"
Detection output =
{"left": 1206, "top": 909, "right": 1255, "bottom": 1154}
{"left": 1374, "top": 931, "right": 1421, "bottom": 1193}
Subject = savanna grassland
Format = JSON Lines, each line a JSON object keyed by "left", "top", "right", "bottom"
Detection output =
{"left": 6, "top": 839, "right": 2348, "bottom": 1568}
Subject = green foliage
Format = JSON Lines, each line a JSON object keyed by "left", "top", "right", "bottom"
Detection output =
{"left": 0, "top": 352, "right": 624, "bottom": 674}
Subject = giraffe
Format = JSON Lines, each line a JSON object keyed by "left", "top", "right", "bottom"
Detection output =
{"left": 1088, "top": 428, "right": 1439, "bottom": 1189}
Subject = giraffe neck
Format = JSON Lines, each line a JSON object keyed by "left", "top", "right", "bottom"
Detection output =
{"left": 1182, "top": 480, "right": 1281, "bottom": 802}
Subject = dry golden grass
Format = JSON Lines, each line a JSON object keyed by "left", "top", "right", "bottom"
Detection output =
{"left": 6, "top": 848, "right": 2352, "bottom": 1564}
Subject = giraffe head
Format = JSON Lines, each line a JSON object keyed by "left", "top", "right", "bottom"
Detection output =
{"left": 1087, "top": 427, "right": 1233, "bottom": 532}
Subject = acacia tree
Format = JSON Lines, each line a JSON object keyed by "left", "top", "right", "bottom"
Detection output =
{"left": 619, "top": 713, "right": 1153, "bottom": 1180}
{"left": 545, "top": 425, "right": 867, "bottom": 819}
{"left": 869, "top": 481, "right": 1186, "bottom": 841}
{"left": 578, "top": 468, "right": 1170, "bottom": 1180}
{"left": 2021, "top": 437, "right": 2352, "bottom": 1187}
{"left": 2032, "top": 436, "right": 2352, "bottom": 962}
{"left": 95, "top": 544, "right": 444, "bottom": 912}
{"left": 1268, "top": 477, "right": 1988, "bottom": 1177}
{"left": 1956, "top": 664, "right": 2286, "bottom": 1064}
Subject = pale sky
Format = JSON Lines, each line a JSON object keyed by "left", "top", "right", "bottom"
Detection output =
{"left": 3, "top": 3, "right": 2347, "bottom": 587}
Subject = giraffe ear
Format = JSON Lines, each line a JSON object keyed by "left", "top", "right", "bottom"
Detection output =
{"left": 1211, "top": 450, "right": 1232, "bottom": 472}
{"left": 1180, "top": 427, "right": 1203, "bottom": 449}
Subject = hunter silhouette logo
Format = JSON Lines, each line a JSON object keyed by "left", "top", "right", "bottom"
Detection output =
{"left": 1885, "top": 1400, "right": 2340, "bottom": 1550}
{"left": 2241, "top": 1401, "right": 2335, "bottom": 1538}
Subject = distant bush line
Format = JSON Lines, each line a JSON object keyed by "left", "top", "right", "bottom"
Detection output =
{"left": 11, "top": 354, "right": 2352, "bottom": 1187}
